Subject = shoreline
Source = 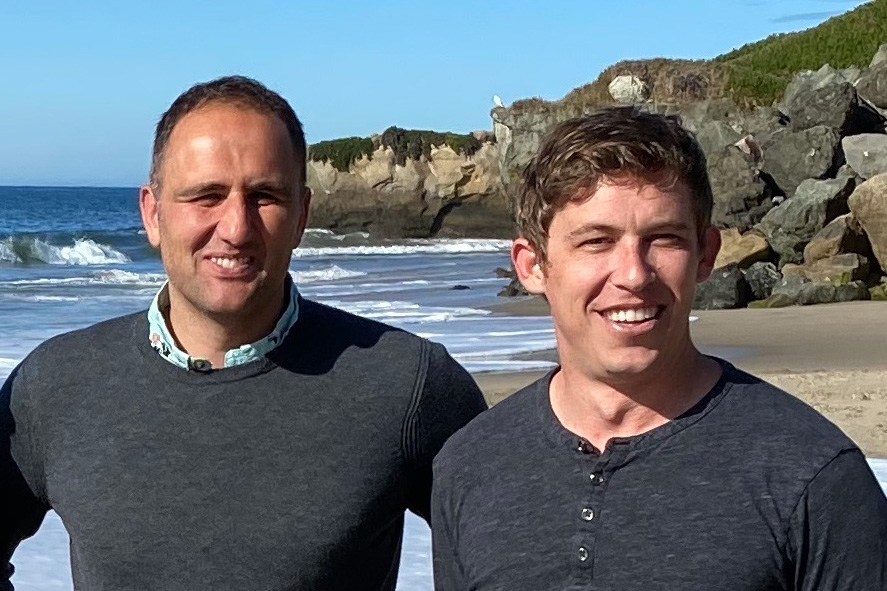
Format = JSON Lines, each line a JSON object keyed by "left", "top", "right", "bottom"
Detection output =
{"left": 474, "top": 299, "right": 887, "bottom": 458}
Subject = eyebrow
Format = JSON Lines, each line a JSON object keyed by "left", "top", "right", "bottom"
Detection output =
{"left": 567, "top": 221, "right": 692, "bottom": 238}
{"left": 176, "top": 180, "right": 295, "bottom": 198}
{"left": 176, "top": 182, "right": 229, "bottom": 198}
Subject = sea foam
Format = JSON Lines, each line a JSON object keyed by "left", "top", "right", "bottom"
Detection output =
{"left": 0, "top": 237, "right": 130, "bottom": 266}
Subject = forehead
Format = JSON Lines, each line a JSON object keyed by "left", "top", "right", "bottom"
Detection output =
{"left": 552, "top": 177, "right": 695, "bottom": 230}
{"left": 166, "top": 103, "right": 290, "bottom": 151}
{"left": 159, "top": 103, "right": 298, "bottom": 185}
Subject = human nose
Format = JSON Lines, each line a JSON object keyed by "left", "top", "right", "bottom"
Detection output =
{"left": 216, "top": 192, "right": 253, "bottom": 245}
{"left": 609, "top": 240, "right": 656, "bottom": 291}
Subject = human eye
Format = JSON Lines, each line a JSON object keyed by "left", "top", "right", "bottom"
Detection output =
{"left": 251, "top": 191, "right": 285, "bottom": 206}
{"left": 579, "top": 235, "right": 613, "bottom": 250}
{"left": 193, "top": 192, "right": 224, "bottom": 205}
{"left": 650, "top": 233, "right": 686, "bottom": 247}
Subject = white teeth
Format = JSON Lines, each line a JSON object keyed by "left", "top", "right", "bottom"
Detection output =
{"left": 606, "top": 307, "right": 658, "bottom": 323}
{"left": 210, "top": 256, "right": 249, "bottom": 269}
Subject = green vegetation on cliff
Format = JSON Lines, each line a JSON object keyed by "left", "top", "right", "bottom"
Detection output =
{"left": 716, "top": 0, "right": 887, "bottom": 104}
{"left": 309, "top": 127, "right": 483, "bottom": 171}
{"left": 512, "top": 0, "right": 887, "bottom": 112}
{"left": 379, "top": 127, "right": 481, "bottom": 166}
{"left": 308, "top": 137, "right": 374, "bottom": 172}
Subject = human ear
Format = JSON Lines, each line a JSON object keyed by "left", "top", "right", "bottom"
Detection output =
{"left": 695, "top": 225, "right": 722, "bottom": 283}
{"left": 512, "top": 238, "right": 547, "bottom": 295}
{"left": 139, "top": 185, "right": 162, "bottom": 250}
{"left": 291, "top": 187, "right": 312, "bottom": 249}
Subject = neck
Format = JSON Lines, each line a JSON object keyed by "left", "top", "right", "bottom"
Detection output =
{"left": 550, "top": 344, "right": 721, "bottom": 453}
{"left": 165, "top": 287, "right": 287, "bottom": 368}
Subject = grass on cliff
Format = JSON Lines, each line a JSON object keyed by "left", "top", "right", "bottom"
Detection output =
{"left": 512, "top": 0, "right": 887, "bottom": 113}
{"left": 716, "top": 0, "right": 887, "bottom": 104}
{"left": 308, "top": 127, "right": 482, "bottom": 171}
{"left": 309, "top": 137, "right": 374, "bottom": 173}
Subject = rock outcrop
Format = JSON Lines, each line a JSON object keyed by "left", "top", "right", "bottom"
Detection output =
{"left": 307, "top": 142, "right": 512, "bottom": 238}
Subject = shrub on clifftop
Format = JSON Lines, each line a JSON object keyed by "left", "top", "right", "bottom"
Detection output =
{"left": 379, "top": 127, "right": 482, "bottom": 166}
{"left": 309, "top": 137, "right": 374, "bottom": 172}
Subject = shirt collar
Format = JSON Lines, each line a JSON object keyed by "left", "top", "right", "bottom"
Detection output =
{"left": 147, "top": 277, "right": 300, "bottom": 370}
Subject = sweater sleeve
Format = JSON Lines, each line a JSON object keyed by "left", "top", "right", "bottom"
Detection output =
{"left": 0, "top": 365, "right": 50, "bottom": 591}
{"left": 786, "top": 448, "right": 887, "bottom": 590}
{"left": 402, "top": 341, "right": 487, "bottom": 522}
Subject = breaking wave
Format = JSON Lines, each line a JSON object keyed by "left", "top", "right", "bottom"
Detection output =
{"left": 0, "top": 237, "right": 130, "bottom": 265}
{"left": 294, "top": 239, "right": 512, "bottom": 258}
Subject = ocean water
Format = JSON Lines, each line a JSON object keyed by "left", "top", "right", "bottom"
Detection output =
{"left": 2, "top": 187, "right": 885, "bottom": 589}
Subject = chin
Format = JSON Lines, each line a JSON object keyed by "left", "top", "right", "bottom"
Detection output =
{"left": 598, "top": 348, "right": 661, "bottom": 378}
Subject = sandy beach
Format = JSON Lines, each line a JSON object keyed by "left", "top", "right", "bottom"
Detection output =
{"left": 475, "top": 299, "right": 887, "bottom": 458}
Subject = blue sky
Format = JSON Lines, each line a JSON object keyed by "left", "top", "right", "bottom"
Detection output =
{"left": 0, "top": 0, "right": 869, "bottom": 186}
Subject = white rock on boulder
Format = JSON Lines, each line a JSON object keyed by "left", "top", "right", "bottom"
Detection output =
{"left": 608, "top": 75, "right": 650, "bottom": 104}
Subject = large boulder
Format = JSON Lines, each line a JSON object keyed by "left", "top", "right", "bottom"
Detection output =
{"left": 782, "top": 67, "right": 884, "bottom": 135}
{"left": 803, "top": 213, "right": 872, "bottom": 263}
{"left": 756, "top": 177, "right": 855, "bottom": 266}
{"left": 848, "top": 173, "right": 887, "bottom": 271}
{"left": 714, "top": 228, "right": 771, "bottom": 269}
{"left": 871, "top": 42, "right": 887, "bottom": 68}
{"left": 708, "top": 146, "right": 775, "bottom": 230}
{"left": 771, "top": 279, "right": 870, "bottom": 305}
{"left": 693, "top": 264, "right": 751, "bottom": 310}
{"left": 842, "top": 134, "right": 887, "bottom": 179}
{"left": 781, "top": 253, "right": 870, "bottom": 284}
{"left": 693, "top": 120, "right": 742, "bottom": 159}
{"left": 855, "top": 62, "right": 887, "bottom": 109}
{"left": 608, "top": 75, "right": 651, "bottom": 104}
{"left": 743, "top": 262, "right": 781, "bottom": 300}
{"left": 760, "top": 125, "right": 842, "bottom": 196}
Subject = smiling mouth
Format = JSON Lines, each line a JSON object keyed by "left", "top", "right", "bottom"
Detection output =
{"left": 208, "top": 255, "right": 254, "bottom": 270}
{"left": 602, "top": 306, "right": 663, "bottom": 324}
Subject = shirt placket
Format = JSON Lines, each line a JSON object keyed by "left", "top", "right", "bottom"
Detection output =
{"left": 571, "top": 437, "right": 627, "bottom": 586}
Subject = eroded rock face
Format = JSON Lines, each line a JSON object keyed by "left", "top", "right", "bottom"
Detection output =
{"left": 756, "top": 177, "right": 855, "bottom": 266}
{"left": 848, "top": 173, "right": 887, "bottom": 271}
{"left": 306, "top": 142, "right": 511, "bottom": 238}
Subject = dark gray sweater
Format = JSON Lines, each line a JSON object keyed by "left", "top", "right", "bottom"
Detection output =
{"left": 1, "top": 298, "right": 486, "bottom": 590}
{"left": 432, "top": 361, "right": 887, "bottom": 590}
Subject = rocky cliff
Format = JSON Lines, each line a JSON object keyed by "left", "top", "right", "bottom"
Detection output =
{"left": 306, "top": 132, "right": 512, "bottom": 238}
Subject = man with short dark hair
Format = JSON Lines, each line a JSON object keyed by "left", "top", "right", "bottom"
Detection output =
{"left": 431, "top": 106, "right": 887, "bottom": 590}
{"left": 1, "top": 75, "right": 486, "bottom": 590}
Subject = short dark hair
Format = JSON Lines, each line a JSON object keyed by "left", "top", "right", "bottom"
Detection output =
{"left": 149, "top": 75, "right": 306, "bottom": 191}
{"left": 516, "top": 106, "right": 713, "bottom": 261}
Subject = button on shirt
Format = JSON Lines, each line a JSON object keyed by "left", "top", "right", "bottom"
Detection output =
{"left": 147, "top": 279, "right": 300, "bottom": 369}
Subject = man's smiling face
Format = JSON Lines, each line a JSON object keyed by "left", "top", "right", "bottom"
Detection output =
{"left": 140, "top": 103, "right": 309, "bottom": 325}
{"left": 515, "top": 176, "right": 720, "bottom": 384}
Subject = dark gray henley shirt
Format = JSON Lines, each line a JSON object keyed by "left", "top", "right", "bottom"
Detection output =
{"left": 432, "top": 361, "right": 887, "bottom": 590}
